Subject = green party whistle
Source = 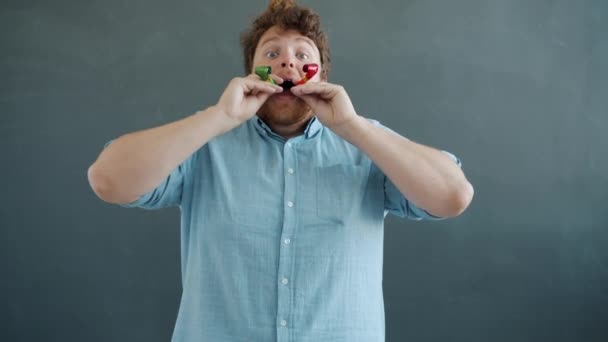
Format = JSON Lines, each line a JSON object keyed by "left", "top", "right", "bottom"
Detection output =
{"left": 255, "top": 66, "right": 276, "bottom": 85}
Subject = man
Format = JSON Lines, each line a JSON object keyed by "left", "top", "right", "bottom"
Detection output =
{"left": 88, "top": 0, "right": 474, "bottom": 341}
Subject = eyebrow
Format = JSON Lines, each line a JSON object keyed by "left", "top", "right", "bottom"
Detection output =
{"left": 259, "top": 36, "right": 316, "bottom": 51}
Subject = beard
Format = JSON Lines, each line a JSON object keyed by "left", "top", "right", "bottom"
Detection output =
{"left": 257, "top": 93, "right": 313, "bottom": 126}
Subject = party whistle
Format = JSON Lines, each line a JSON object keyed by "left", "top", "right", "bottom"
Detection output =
{"left": 255, "top": 66, "right": 276, "bottom": 85}
{"left": 255, "top": 63, "right": 319, "bottom": 90}
{"left": 296, "top": 63, "right": 319, "bottom": 85}
{"left": 280, "top": 63, "right": 319, "bottom": 90}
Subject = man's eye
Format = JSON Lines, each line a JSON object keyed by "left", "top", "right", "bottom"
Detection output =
{"left": 297, "top": 53, "right": 309, "bottom": 60}
{"left": 265, "top": 51, "right": 278, "bottom": 58}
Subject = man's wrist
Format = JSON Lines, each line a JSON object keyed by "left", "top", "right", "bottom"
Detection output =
{"left": 195, "top": 105, "right": 241, "bottom": 138}
{"left": 329, "top": 114, "right": 370, "bottom": 142}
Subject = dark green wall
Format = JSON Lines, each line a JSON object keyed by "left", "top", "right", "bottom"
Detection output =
{"left": 2, "top": 0, "right": 607, "bottom": 341}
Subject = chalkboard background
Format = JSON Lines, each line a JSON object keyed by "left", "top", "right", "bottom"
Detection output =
{"left": 2, "top": 0, "right": 607, "bottom": 341}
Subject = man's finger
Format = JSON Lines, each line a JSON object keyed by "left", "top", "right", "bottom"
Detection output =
{"left": 292, "top": 82, "right": 336, "bottom": 98}
{"left": 243, "top": 78, "right": 283, "bottom": 94}
{"left": 246, "top": 73, "right": 262, "bottom": 81}
{"left": 247, "top": 73, "right": 283, "bottom": 88}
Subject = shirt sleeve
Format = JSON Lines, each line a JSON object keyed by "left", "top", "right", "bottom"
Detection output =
{"left": 368, "top": 121, "right": 463, "bottom": 220}
{"left": 103, "top": 140, "right": 192, "bottom": 210}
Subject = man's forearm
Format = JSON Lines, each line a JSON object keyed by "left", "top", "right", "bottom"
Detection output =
{"left": 88, "top": 105, "right": 234, "bottom": 204}
{"left": 331, "top": 115, "right": 474, "bottom": 217}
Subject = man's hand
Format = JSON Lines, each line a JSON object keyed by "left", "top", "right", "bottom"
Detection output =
{"left": 215, "top": 74, "right": 283, "bottom": 127}
{"left": 290, "top": 82, "right": 359, "bottom": 130}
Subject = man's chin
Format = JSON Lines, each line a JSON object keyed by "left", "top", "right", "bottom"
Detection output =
{"left": 272, "top": 90, "right": 298, "bottom": 100}
{"left": 258, "top": 97, "right": 312, "bottom": 125}
{"left": 258, "top": 111, "right": 309, "bottom": 126}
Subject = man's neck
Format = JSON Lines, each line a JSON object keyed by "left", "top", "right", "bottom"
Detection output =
{"left": 260, "top": 113, "right": 314, "bottom": 140}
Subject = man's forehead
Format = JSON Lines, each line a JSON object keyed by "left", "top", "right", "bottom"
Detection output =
{"left": 258, "top": 28, "right": 316, "bottom": 48}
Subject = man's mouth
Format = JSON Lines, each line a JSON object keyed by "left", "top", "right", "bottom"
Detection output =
{"left": 272, "top": 80, "right": 297, "bottom": 99}
{"left": 280, "top": 80, "right": 296, "bottom": 91}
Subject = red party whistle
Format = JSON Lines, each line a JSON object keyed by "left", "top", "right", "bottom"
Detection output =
{"left": 296, "top": 63, "right": 319, "bottom": 85}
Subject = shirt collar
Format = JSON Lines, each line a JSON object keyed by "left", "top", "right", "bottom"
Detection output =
{"left": 254, "top": 115, "right": 323, "bottom": 140}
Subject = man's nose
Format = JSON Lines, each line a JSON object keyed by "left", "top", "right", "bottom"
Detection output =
{"left": 280, "top": 55, "right": 296, "bottom": 68}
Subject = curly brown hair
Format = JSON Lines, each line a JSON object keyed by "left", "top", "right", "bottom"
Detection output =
{"left": 240, "top": 0, "right": 331, "bottom": 80}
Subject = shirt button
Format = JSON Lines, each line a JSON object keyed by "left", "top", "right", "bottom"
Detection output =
{"left": 284, "top": 238, "right": 291, "bottom": 245}
{"left": 287, "top": 201, "right": 294, "bottom": 207}
{"left": 280, "top": 319, "right": 287, "bottom": 327}
{"left": 281, "top": 278, "right": 289, "bottom": 285}
{"left": 287, "top": 168, "right": 294, "bottom": 175}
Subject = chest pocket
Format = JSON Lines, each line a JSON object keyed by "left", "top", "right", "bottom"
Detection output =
{"left": 315, "top": 164, "right": 370, "bottom": 224}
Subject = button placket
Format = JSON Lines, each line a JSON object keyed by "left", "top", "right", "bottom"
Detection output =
{"left": 276, "top": 140, "right": 298, "bottom": 339}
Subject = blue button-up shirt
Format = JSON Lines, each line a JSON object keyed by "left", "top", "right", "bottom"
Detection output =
{"left": 116, "top": 115, "right": 461, "bottom": 342}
